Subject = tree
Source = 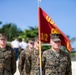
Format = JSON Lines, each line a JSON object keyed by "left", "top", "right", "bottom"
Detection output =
{"left": 0, "top": 21, "right": 2, "bottom": 25}
{"left": 20, "top": 27, "right": 38, "bottom": 40}
{"left": 26, "top": 26, "right": 38, "bottom": 38}
{"left": 0, "top": 23, "right": 22, "bottom": 41}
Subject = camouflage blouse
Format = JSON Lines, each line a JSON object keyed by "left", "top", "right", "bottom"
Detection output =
{"left": 31, "top": 49, "right": 40, "bottom": 75}
{"left": 18, "top": 47, "right": 34, "bottom": 75}
{"left": 0, "top": 45, "right": 16, "bottom": 75}
{"left": 42, "top": 49, "right": 72, "bottom": 75}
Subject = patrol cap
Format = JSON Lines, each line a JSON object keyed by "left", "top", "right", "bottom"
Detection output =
{"left": 0, "top": 33, "right": 7, "bottom": 40}
{"left": 51, "top": 34, "right": 61, "bottom": 42}
{"left": 28, "top": 38, "right": 35, "bottom": 43}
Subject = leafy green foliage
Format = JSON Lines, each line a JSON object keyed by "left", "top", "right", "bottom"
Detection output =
{"left": 0, "top": 21, "right": 2, "bottom": 24}
{"left": 42, "top": 45, "right": 51, "bottom": 51}
{"left": 0, "top": 22, "right": 76, "bottom": 60}
{"left": 0, "top": 23, "right": 23, "bottom": 41}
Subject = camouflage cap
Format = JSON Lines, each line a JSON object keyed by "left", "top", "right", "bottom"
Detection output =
{"left": 51, "top": 34, "right": 61, "bottom": 42}
{"left": 0, "top": 33, "right": 7, "bottom": 39}
{"left": 28, "top": 38, "right": 35, "bottom": 43}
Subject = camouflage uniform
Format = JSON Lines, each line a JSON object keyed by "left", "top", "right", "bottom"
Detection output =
{"left": 42, "top": 49, "right": 72, "bottom": 75}
{"left": 30, "top": 49, "right": 40, "bottom": 75}
{"left": 18, "top": 47, "right": 34, "bottom": 75}
{"left": 0, "top": 45, "right": 16, "bottom": 75}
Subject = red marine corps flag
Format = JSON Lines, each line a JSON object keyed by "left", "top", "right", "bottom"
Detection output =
{"left": 38, "top": 7, "right": 72, "bottom": 52}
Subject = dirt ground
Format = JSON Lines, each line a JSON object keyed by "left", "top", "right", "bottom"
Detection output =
{"left": 14, "top": 60, "right": 76, "bottom": 75}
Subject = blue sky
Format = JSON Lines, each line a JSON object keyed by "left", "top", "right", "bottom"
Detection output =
{"left": 0, "top": 0, "right": 76, "bottom": 39}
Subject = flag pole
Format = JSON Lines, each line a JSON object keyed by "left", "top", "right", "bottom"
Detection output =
{"left": 38, "top": 0, "right": 42, "bottom": 75}
{"left": 39, "top": 40, "right": 42, "bottom": 75}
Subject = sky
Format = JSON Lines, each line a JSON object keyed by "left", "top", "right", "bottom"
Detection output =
{"left": 0, "top": 0, "right": 76, "bottom": 47}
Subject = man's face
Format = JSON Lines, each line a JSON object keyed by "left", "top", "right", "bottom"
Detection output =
{"left": 0, "top": 38, "right": 7, "bottom": 46}
{"left": 28, "top": 42, "right": 34, "bottom": 48}
{"left": 50, "top": 39, "right": 61, "bottom": 50}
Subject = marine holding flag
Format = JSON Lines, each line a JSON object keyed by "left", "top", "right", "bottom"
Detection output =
{"left": 42, "top": 31, "right": 72, "bottom": 75}
{"left": 38, "top": 7, "right": 72, "bottom": 75}
{"left": 30, "top": 36, "right": 40, "bottom": 75}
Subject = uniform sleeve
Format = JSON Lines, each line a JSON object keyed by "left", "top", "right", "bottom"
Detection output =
{"left": 25, "top": 51, "right": 31, "bottom": 74}
{"left": 18, "top": 51, "right": 25, "bottom": 73}
{"left": 11, "top": 48, "right": 16, "bottom": 74}
{"left": 18, "top": 51, "right": 31, "bottom": 74}
{"left": 65, "top": 55, "right": 72, "bottom": 75}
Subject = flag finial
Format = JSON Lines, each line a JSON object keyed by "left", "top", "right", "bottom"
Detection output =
{"left": 38, "top": 0, "right": 41, "bottom": 7}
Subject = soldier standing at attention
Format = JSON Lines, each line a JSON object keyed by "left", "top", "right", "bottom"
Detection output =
{"left": 0, "top": 33, "right": 16, "bottom": 75}
{"left": 42, "top": 33, "right": 72, "bottom": 75}
{"left": 30, "top": 37, "right": 40, "bottom": 75}
{"left": 18, "top": 38, "right": 35, "bottom": 75}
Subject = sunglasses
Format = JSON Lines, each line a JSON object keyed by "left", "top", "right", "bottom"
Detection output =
{"left": 54, "top": 41, "right": 61, "bottom": 43}
{"left": 37, "top": 41, "right": 39, "bottom": 43}
{"left": 0, "top": 39, "right": 6, "bottom": 41}
{"left": 30, "top": 42, "right": 34, "bottom": 44}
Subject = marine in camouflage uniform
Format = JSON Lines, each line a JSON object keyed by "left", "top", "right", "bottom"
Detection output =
{"left": 31, "top": 48, "right": 40, "bottom": 75}
{"left": 42, "top": 49, "right": 72, "bottom": 75}
{"left": 0, "top": 33, "right": 16, "bottom": 75}
{"left": 30, "top": 36, "right": 43, "bottom": 75}
{"left": 18, "top": 38, "right": 35, "bottom": 75}
{"left": 42, "top": 34, "right": 72, "bottom": 75}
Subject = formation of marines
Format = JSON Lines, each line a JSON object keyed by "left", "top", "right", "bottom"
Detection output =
{"left": 0, "top": 33, "right": 72, "bottom": 75}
